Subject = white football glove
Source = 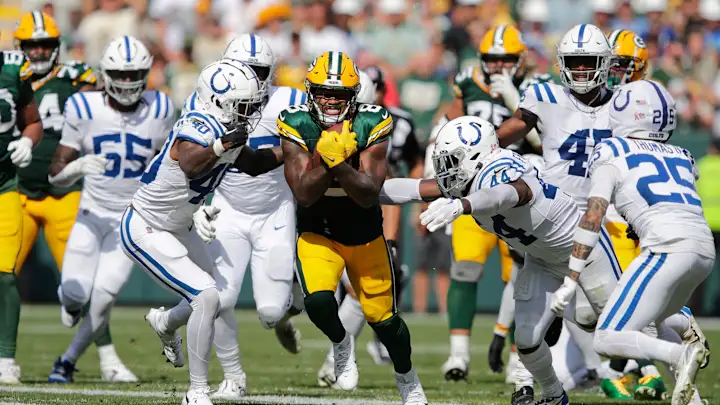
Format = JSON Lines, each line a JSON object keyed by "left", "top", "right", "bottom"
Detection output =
{"left": 419, "top": 198, "right": 464, "bottom": 232}
{"left": 7, "top": 137, "right": 33, "bottom": 168}
{"left": 550, "top": 276, "right": 578, "bottom": 316}
{"left": 193, "top": 206, "right": 221, "bottom": 244}
{"left": 78, "top": 155, "right": 109, "bottom": 176}
{"left": 490, "top": 70, "right": 521, "bottom": 111}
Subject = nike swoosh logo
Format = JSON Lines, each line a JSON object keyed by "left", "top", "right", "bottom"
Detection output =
{"left": 327, "top": 157, "right": 335, "bottom": 162}
{"left": 382, "top": 111, "right": 389, "bottom": 119}
{"left": 274, "top": 225, "right": 286, "bottom": 230}
{"left": 279, "top": 112, "right": 285, "bottom": 121}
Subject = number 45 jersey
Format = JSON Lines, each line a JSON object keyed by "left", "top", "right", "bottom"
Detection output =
{"left": 518, "top": 82, "right": 612, "bottom": 211}
{"left": 61, "top": 90, "right": 173, "bottom": 214}
{"left": 589, "top": 138, "right": 714, "bottom": 257}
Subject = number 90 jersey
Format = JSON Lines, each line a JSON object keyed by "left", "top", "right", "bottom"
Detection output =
{"left": 518, "top": 82, "right": 612, "bottom": 212}
{"left": 589, "top": 138, "right": 714, "bottom": 257}
{"left": 132, "top": 109, "right": 240, "bottom": 232}
{"left": 61, "top": 90, "right": 173, "bottom": 214}
{"left": 468, "top": 149, "right": 581, "bottom": 272}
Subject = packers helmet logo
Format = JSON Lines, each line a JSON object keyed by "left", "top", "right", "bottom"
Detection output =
{"left": 307, "top": 58, "right": 317, "bottom": 73}
{"left": 634, "top": 36, "right": 646, "bottom": 48}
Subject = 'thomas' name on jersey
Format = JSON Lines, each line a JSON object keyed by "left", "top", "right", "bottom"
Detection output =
{"left": 589, "top": 138, "right": 714, "bottom": 257}
{"left": 132, "top": 110, "right": 241, "bottom": 232}
{"left": 60, "top": 90, "right": 173, "bottom": 214}
{"left": 183, "top": 86, "right": 306, "bottom": 214}
{"left": 467, "top": 149, "right": 581, "bottom": 272}
{"left": 518, "top": 82, "right": 612, "bottom": 212}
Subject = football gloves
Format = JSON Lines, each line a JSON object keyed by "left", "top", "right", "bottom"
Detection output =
{"left": 317, "top": 120, "right": 357, "bottom": 168}
{"left": 8, "top": 136, "right": 33, "bottom": 168}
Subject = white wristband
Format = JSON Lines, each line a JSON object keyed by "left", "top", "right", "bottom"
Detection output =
{"left": 573, "top": 227, "right": 600, "bottom": 247}
{"left": 212, "top": 140, "right": 226, "bottom": 157}
{"left": 568, "top": 256, "right": 587, "bottom": 273}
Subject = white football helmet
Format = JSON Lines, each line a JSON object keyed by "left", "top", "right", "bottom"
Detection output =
{"left": 222, "top": 33, "right": 275, "bottom": 91}
{"left": 356, "top": 70, "right": 377, "bottom": 104}
{"left": 557, "top": 24, "right": 612, "bottom": 94}
{"left": 432, "top": 116, "right": 499, "bottom": 198}
{"left": 100, "top": 35, "right": 153, "bottom": 106}
{"left": 610, "top": 79, "right": 676, "bottom": 142}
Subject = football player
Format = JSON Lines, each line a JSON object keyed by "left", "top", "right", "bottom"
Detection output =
{"left": 277, "top": 51, "right": 427, "bottom": 404}
{"left": 551, "top": 79, "right": 713, "bottom": 405}
{"left": 437, "top": 24, "right": 553, "bottom": 382}
{"left": 13, "top": 11, "right": 135, "bottom": 383}
{"left": 188, "top": 34, "right": 305, "bottom": 400}
{"left": 379, "top": 115, "right": 620, "bottom": 405}
{"left": 127, "top": 59, "right": 281, "bottom": 405}
{"left": 0, "top": 48, "right": 43, "bottom": 384}
{"left": 46, "top": 36, "right": 171, "bottom": 383}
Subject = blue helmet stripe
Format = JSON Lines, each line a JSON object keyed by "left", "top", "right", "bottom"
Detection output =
{"left": 249, "top": 34, "right": 256, "bottom": 57}
{"left": 124, "top": 36, "right": 131, "bottom": 62}
{"left": 647, "top": 81, "right": 668, "bottom": 131}
{"left": 577, "top": 24, "right": 586, "bottom": 48}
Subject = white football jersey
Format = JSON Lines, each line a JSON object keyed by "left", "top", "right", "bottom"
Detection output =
{"left": 589, "top": 137, "right": 714, "bottom": 257}
{"left": 131, "top": 110, "right": 242, "bottom": 232}
{"left": 60, "top": 91, "right": 173, "bottom": 214}
{"left": 518, "top": 82, "right": 612, "bottom": 211}
{"left": 183, "top": 86, "right": 305, "bottom": 214}
{"left": 467, "top": 149, "right": 580, "bottom": 267}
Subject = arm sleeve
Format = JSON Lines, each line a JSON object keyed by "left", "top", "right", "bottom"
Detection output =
{"left": 463, "top": 183, "right": 520, "bottom": 216}
{"left": 59, "top": 97, "right": 83, "bottom": 151}
{"left": 587, "top": 164, "right": 621, "bottom": 201}
{"left": 379, "top": 178, "right": 422, "bottom": 205}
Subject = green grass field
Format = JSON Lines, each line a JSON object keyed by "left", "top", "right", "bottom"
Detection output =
{"left": 1, "top": 305, "right": 719, "bottom": 405}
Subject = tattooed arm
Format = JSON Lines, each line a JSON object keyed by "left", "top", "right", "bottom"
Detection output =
{"left": 568, "top": 197, "right": 610, "bottom": 281}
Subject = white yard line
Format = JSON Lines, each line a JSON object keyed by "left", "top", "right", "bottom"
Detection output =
{"left": 0, "top": 386, "right": 475, "bottom": 405}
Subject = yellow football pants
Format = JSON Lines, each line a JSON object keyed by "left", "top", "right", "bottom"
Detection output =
{"left": 16, "top": 192, "right": 81, "bottom": 273}
{"left": 452, "top": 215, "right": 514, "bottom": 282}
{"left": 0, "top": 190, "right": 23, "bottom": 274}
{"left": 605, "top": 221, "right": 641, "bottom": 272}
{"left": 296, "top": 232, "right": 395, "bottom": 323}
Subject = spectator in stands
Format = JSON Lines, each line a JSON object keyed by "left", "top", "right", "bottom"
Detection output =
{"left": 299, "top": 0, "right": 356, "bottom": 62}
{"left": 442, "top": 0, "right": 483, "bottom": 72}
{"left": 256, "top": 3, "right": 293, "bottom": 61}
{"left": 76, "top": 0, "right": 139, "bottom": 66}
{"left": 192, "top": 14, "right": 226, "bottom": 72}
{"left": 591, "top": 0, "right": 616, "bottom": 33}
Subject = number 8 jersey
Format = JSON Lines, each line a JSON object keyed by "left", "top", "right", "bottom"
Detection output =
{"left": 61, "top": 90, "right": 173, "bottom": 214}
{"left": 518, "top": 81, "right": 612, "bottom": 211}
{"left": 588, "top": 137, "right": 714, "bottom": 257}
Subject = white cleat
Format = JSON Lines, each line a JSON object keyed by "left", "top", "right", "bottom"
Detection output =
{"left": 274, "top": 319, "right": 301, "bottom": 354}
{"left": 396, "top": 367, "right": 428, "bottom": 405}
{"left": 0, "top": 359, "right": 21, "bottom": 384}
{"left": 332, "top": 332, "right": 358, "bottom": 391}
{"left": 505, "top": 350, "right": 519, "bottom": 384}
{"left": 685, "top": 315, "right": 710, "bottom": 369}
{"left": 60, "top": 305, "right": 81, "bottom": 328}
{"left": 441, "top": 355, "right": 469, "bottom": 381}
{"left": 673, "top": 342, "right": 706, "bottom": 405}
{"left": 181, "top": 387, "right": 213, "bottom": 405}
{"left": 145, "top": 307, "right": 184, "bottom": 368}
{"left": 317, "top": 353, "right": 336, "bottom": 388}
{"left": 100, "top": 361, "right": 138, "bottom": 382}
{"left": 210, "top": 376, "right": 246, "bottom": 400}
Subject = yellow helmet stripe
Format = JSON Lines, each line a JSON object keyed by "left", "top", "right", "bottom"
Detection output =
{"left": 494, "top": 25, "right": 507, "bottom": 48}
{"left": 32, "top": 10, "right": 44, "bottom": 32}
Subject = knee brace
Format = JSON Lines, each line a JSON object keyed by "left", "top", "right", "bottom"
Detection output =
{"left": 257, "top": 305, "right": 286, "bottom": 329}
{"left": 450, "top": 260, "right": 484, "bottom": 283}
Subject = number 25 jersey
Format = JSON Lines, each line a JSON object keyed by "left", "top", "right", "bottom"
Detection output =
{"left": 61, "top": 91, "right": 173, "bottom": 214}
{"left": 519, "top": 82, "right": 612, "bottom": 211}
{"left": 589, "top": 138, "right": 714, "bottom": 257}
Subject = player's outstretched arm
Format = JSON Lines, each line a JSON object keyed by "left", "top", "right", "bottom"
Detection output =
{"left": 282, "top": 139, "right": 331, "bottom": 207}
{"left": 379, "top": 178, "right": 441, "bottom": 205}
{"left": 233, "top": 145, "right": 283, "bottom": 176}
{"left": 497, "top": 109, "right": 536, "bottom": 148}
{"left": 330, "top": 140, "right": 388, "bottom": 208}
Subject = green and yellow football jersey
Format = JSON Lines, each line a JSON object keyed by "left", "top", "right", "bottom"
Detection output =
{"left": 18, "top": 60, "right": 96, "bottom": 198}
{"left": 0, "top": 51, "right": 35, "bottom": 194}
{"left": 277, "top": 103, "right": 393, "bottom": 246}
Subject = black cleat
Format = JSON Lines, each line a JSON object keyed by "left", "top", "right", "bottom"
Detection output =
{"left": 512, "top": 386, "right": 534, "bottom": 405}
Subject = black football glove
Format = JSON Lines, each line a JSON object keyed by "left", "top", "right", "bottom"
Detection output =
{"left": 220, "top": 124, "right": 249, "bottom": 150}
{"left": 488, "top": 333, "right": 506, "bottom": 373}
{"left": 626, "top": 225, "right": 639, "bottom": 241}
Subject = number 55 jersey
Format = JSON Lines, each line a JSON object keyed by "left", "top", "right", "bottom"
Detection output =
{"left": 589, "top": 137, "right": 714, "bottom": 257}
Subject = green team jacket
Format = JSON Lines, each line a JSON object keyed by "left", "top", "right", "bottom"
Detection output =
{"left": 18, "top": 60, "right": 96, "bottom": 199}
{"left": 277, "top": 103, "right": 393, "bottom": 246}
{"left": 0, "top": 51, "right": 35, "bottom": 194}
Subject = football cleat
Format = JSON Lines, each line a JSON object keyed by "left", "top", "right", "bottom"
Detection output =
{"left": 532, "top": 390, "right": 569, "bottom": 405}
{"left": 145, "top": 307, "right": 184, "bottom": 368}
{"left": 673, "top": 342, "right": 706, "bottom": 405}
{"left": 633, "top": 374, "right": 666, "bottom": 400}
{"left": 60, "top": 305, "right": 81, "bottom": 328}
{"left": 601, "top": 375, "right": 634, "bottom": 399}
{"left": 274, "top": 319, "right": 301, "bottom": 354}
{"left": 512, "top": 386, "right": 534, "bottom": 405}
{"left": 332, "top": 332, "right": 358, "bottom": 391}
{"left": 442, "top": 355, "right": 469, "bottom": 381}
{"left": 210, "top": 376, "right": 246, "bottom": 400}
{"left": 48, "top": 357, "right": 76, "bottom": 384}
{"left": 684, "top": 311, "right": 710, "bottom": 369}
{"left": 100, "top": 361, "right": 138, "bottom": 383}
{"left": 0, "top": 358, "right": 21, "bottom": 384}
{"left": 181, "top": 386, "right": 213, "bottom": 405}
{"left": 396, "top": 367, "right": 428, "bottom": 405}
{"left": 317, "top": 355, "right": 335, "bottom": 388}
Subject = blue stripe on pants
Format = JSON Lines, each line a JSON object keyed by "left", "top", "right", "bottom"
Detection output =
{"left": 599, "top": 253, "right": 656, "bottom": 330}
{"left": 615, "top": 253, "right": 667, "bottom": 330}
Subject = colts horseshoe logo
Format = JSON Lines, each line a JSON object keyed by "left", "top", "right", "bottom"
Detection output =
{"left": 613, "top": 88, "right": 631, "bottom": 111}
{"left": 210, "top": 67, "right": 231, "bottom": 94}
{"left": 457, "top": 122, "right": 483, "bottom": 146}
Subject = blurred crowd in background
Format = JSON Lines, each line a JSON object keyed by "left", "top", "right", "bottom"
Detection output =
{"left": 3, "top": 0, "right": 720, "bottom": 313}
